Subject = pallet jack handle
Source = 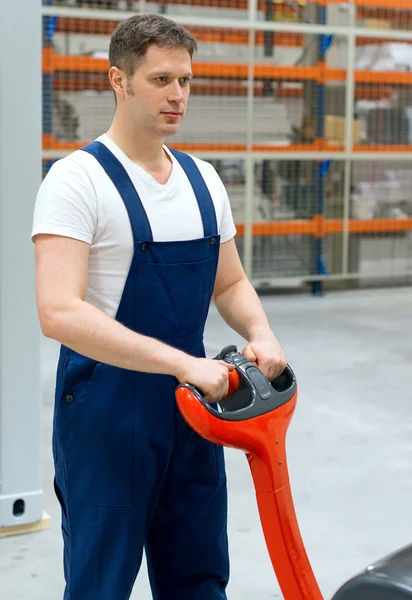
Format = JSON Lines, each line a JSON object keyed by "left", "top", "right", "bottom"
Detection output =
{"left": 176, "top": 345, "right": 323, "bottom": 600}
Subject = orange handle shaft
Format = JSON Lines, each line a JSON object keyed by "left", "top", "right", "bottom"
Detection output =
{"left": 246, "top": 426, "right": 323, "bottom": 600}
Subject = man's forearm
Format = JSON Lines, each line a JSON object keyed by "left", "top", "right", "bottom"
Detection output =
{"left": 213, "top": 277, "right": 275, "bottom": 342}
{"left": 42, "top": 299, "right": 189, "bottom": 378}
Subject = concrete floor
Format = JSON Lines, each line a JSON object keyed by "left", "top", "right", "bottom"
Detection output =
{"left": 2, "top": 286, "right": 412, "bottom": 599}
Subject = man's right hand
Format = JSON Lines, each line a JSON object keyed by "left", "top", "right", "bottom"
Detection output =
{"left": 176, "top": 357, "right": 236, "bottom": 404}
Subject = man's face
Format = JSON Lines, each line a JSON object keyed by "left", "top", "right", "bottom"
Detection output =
{"left": 122, "top": 44, "right": 193, "bottom": 139}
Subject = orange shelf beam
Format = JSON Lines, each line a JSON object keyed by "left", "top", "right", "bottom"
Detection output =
{"left": 347, "top": 218, "right": 412, "bottom": 233}
{"left": 357, "top": 7, "right": 412, "bottom": 22}
{"left": 56, "top": 17, "right": 120, "bottom": 36}
{"left": 46, "top": 54, "right": 323, "bottom": 80}
{"left": 255, "top": 64, "right": 321, "bottom": 80}
{"left": 235, "top": 218, "right": 412, "bottom": 237}
{"left": 354, "top": 144, "right": 412, "bottom": 151}
{"left": 43, "top": 137, "right": 249, "bottom": 152}
{"left": 357, "top": 37, "right": 412, "bottom": 46}
{"left": 52, "top": 76, "right": 306, "bottom": 96}
{"left": 43, "top": 52, "right": 412, "bottom": 86}
{"left": 44, "top": 54, "right": 322, "bottom": 81}
{"left": 356, "top": 70, "right": 412, "bottom": 84}
{"left": 355, "top": 86, "right": 393, "bottom": 99}
{"left": 317, "top": 0, "right": 412, "bottom": 4}
{"left": 356, "top": 0, "right": 412, "bottom": 10}
{"left": 51, "top": 74, "right": 393, "bottom": 99}
{"left": 51, "top": 55, "right": 109, "bottom": 73}
{"left": 43, "top": 137, "right": 329, "bottom": 153}
{"left": 43, "top": 136, "right": 412, "bottom": 154}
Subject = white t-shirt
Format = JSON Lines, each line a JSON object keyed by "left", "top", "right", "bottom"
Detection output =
{"left": 32, "top": 134, "right": 237, "bottom": 319}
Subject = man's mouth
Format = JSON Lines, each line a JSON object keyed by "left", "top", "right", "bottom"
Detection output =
{"left": 162, "top": 112, "right": 182, "bottom": 119}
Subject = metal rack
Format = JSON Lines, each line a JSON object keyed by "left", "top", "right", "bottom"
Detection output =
{"left": 41, "top": 0, "right": 412, "bottom": 290}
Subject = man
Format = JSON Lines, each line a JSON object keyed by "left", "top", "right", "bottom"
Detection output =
{"left": 32, "top": 13, "right": 287, "bottom": 600}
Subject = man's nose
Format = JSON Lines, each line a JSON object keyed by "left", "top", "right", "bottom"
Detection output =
{"left": 167, "top": 80, "right": 185, "bottom": 104}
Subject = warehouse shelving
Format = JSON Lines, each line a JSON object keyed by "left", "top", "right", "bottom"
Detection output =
{"left": 44, "top": 47, "right": 412, "bottom": 85}
{"left": 56, "top": 18, "right": 305, "bottom": 44}
{"left": 43, "top": 0, "right": 412, "bottom": 10}
{"left": 41, "top": 0, "right": 412, "bottom": 288}
{"left": 46, "top": 0, "right": 308, "bottom": 12}
{"left": 41, "top": 50, "right": 412, "bottom": 106}
{"left": 42, "top": 47, "right": 412, "bottom": 156}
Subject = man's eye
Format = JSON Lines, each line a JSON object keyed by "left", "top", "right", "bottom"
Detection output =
{"left": 180, "top": 78, "right": 191, "bottom": 85}
{"left": 156, "top": 77, "right": 168, "bottom": 83}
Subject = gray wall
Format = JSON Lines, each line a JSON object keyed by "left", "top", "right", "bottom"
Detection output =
{"left": 0, "top": 0, "right": 43, "bottom": 527}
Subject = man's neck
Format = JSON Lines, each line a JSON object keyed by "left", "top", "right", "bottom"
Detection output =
{"left": 106, "top": 117, "right": 168, "bottom": 168}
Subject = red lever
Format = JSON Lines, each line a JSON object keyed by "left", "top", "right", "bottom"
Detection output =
{"left": 176, "top": 375, "right": 323, "bottom": 600}
{"left": 226, "top": 360, "right": 260, "bottom": 398}
{"left": 226, "top": 369, "right": 240, "bottom": 397}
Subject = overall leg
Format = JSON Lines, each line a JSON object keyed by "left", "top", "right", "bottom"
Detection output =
{"left": 53, "top": 365, "right": 176, "bottom": 600}
{"left": 53, "top": 430, "right": 150, "bottom": 600}
{"left": 145, "top": 409, "right": 230, "bottom": 600}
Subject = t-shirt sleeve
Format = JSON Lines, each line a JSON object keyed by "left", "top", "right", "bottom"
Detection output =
{"left": 32, "top": 157, "right": 97, "bottom": 244}
{"left": 215, "top": 170, "right": 237, "bottom": 244}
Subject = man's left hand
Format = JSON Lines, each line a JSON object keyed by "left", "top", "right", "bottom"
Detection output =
{"left": 242, "top": 333, "right": 287, "bottom": 381}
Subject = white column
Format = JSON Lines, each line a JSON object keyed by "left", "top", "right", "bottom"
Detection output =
{"left": 0, "top": 0, "right": 43, "bottom": 527}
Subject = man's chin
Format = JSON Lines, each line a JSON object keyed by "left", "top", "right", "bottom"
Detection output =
{"left": 162, "top": 123, "right": 181, "bottom": 136}
{"left": 161, "top": 126, "right": 180, "bottom": 139}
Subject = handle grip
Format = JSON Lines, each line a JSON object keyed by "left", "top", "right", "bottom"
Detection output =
{"left": 227, "top": 369, "right": 240, "bottom": 398}
{"left": 177, "top": 346, "right": 296, "bottom": 422}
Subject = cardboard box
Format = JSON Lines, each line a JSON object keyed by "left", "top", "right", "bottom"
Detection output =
{"left": 364, "top": 18, "right": 392, "bottom": 30}
{"left": 325, "top": 115, "right": 361, "bottom": 145}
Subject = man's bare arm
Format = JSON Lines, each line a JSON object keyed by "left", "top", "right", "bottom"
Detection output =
{"left": 34, "top": 234, "right": 234, "bottom": 399}
{"left": 213, "top": 239, "right": 287, "bottom": 380}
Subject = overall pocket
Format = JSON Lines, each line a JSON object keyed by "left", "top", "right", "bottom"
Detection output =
{"left": 58, "top": 356, "right": 135, "bottom": 507}
{"left": 134, "top": 256, "right": 216, "bottom": 341}
{"left": 57, "top": 351, "right": 99, "bottom": 439}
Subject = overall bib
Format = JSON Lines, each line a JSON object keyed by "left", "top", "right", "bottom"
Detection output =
{"left": 52, "top": 142, "right": 230, "bottom": 600}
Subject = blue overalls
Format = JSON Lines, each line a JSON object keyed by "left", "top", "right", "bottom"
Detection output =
{"left": 52, "top": 142, "right": 230, "bottom": 600}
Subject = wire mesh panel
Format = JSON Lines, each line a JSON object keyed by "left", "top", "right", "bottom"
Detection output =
{"left": 44, "top": 18, "right": 258, "bottom": 151}
{"left": 45, "top": 0, "right": 252, "bottom": 19}
{"left": 43, "top": 15, "right": 115, "bottom": 149}
{"left": 323, "top": 161, "right": 346, "bottom": 276}
{"left": 43, "top": 0, "right": 145, "bottom": 9}
{"left": 257, "top": 0, "right": 310, "bottom": 24}
{"left": 252, "top": 30, "right": 315, "bottom": 151}
{"left": 349, "top": 160, "right": 412, "bottom": 279}
{"left": 252, "top": 32, "right": 349, "bottom": 152}
{"left": 170, "top": 26, "right": 252, "bottom": 149}
{"left": 255, "top": 0, "right": 351, "bottom": 27}
{"left": 41, "top": 0, "right": 353, "bottom": 23}
{"left": 41, "top": 0, "right": 412, "bottom": 286}
{"left": 209, "top": 158, "right": 246, "bottom": 261}
{"left": 355, "top": 1, "right": 412, "bottom": 31}
{"left": 146, "top": 0, "right": 250, "bottom": 20}
{"left": 249, "top": 159, "right": 345, "bottom": 280}
{"left": 354, "top": 34, "right": 412, "bottom": 151}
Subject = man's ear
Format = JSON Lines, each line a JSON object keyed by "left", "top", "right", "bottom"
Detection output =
{"left": 109, "top": 66, "right": 127, "bottom": 100}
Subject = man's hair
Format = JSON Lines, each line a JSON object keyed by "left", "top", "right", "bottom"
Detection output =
{"left": 109, "top": 13, "right": 198, "bottom": 78}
